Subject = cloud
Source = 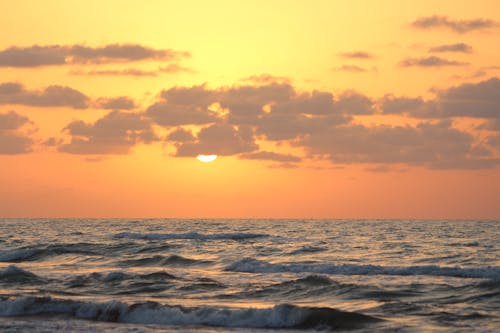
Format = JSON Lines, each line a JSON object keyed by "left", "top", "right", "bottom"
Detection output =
{"left": 412, "top": 15, "right": 498, "bottom": 33}
{"left": 478, "top": 119, "right": 500, "bottom": 131}
{"left": 70, "top": 68, "right": 158, "bottom": 77}
{"left": 59, "top": 110, "right": 156, "bottom": 154}
{"left": 338, "top": 51, "right": 374, "bottom": 59}
{"left": 96, "top": 97, "right": 136, "bottom": 110}
{"left": 26, "top": 77, "right": 493, "bottom": 169}
{"left": 0, "top": 44, "right": 189, "bottom": 67}
{"left": 240, "top": 74, "right": 291, "bottom": 84}
{"left": 0, "top": 111, "right": 35, "bottom": 154}
{"left": 428, "top": 43, "right": 473, "bottom": 53}
{"left": 437, "top": 77, "right": 500, "bottom": 118}
{"left": 299, "top": 120, "right": 497, "bottom": 169}
{"left": 239, "top": 151, "right": 302, "bottom": 162}
{"left": 174, "top": 123, "right": 258, "bottom": 157}
{"left": 380, "top": 95, "right": 436, "bottom": 116}
{"left": 380, "top": 78, "right": 500, "bottom": 119}
{"left": 333, "top": 92, "right": 374, "bottom": 115}
{"left": 146, "top": 85, "right": 219, "bottom": 126}
{"left": 166, "top": 128, "right": 195, "bottom": 142}
{"left": 400, "top": 56, "right": 468, "bottom": 67}
{"left": 69, "top": 64, "right": 193, "bottom": 77}
{"left": 333, "top": 65, "right": 367, "bottom": 72}
{"left": 0, "top": 82, "right": 89, "bottom": 108}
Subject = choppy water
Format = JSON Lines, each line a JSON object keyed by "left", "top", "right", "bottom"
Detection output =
{"left": 0, "top": 219, "right": 499, "bottom": 332}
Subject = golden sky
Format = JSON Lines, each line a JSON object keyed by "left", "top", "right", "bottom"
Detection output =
{"left": 0, "top": 0, "right": 499, "bottom": 218}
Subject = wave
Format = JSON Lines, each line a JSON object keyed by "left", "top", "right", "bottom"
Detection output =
{"left": 289, "top": 245, "right": 328, "bottom": 255}
{"left": 225, "top": 258, "right": 500, "bottom": 279}
{"left": 0, "top": 296, "right": 381, "bottom": 329}
{"left": 113, "top": 232, "right": 267, "bottom": 241}
{"left": 118, "top": 255, "right": 211, "bottom": 267}
{"left": 0, "top": 243, "right": 101, "bottom": 262}
{"left": 0, "top": 266, "right": 46, "bottom": 284}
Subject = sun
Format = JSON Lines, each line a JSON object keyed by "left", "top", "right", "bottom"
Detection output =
{"left": 196, "top": 154, "right": 218, "bottom": 163}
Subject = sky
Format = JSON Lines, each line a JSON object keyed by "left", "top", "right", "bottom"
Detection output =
{"left": 0, "top": 0, "right": 499, "bottom": 218}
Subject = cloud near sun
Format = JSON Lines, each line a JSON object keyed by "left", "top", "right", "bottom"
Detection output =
{"left": 1, "top": 76, "right": 499, "bottom": 170}
{"left": 0, "top": 18, "right": 499, "bottom": 171}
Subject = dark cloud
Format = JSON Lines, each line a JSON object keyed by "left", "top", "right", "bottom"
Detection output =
{"left": 59, "top": 110, "right": 156, "bottom": 154}
{"left": 166, "top": 128, "right": 195, "bottom": 142}
{"left": 299, "top": 120, "right": 497, "bottom": 169}
{"left": 0, "top": 44, "right": 189, "bottom": 67}
{"left": 380, "top": 95, "right": 436, "bottom": 116}
{"left": 146, "top": 85, "right": 219, "bottom": 126}
{"left": 400, "top": 56, "right": 468, "bottom": 67}
{"left": 339, "top": 51, "right": 374, "bottom": 59}
{"left": 478, "top": 119, "right": 500, "bottom": 131}
{"left": 437, "top": 77, "right": 500, "bottom": 118}
{"left": 96, "top": 97, "right": 136, "bottom": 110}
{"left": 239, "top": 151, "right": 302, "bottom": 162}
{"left": 0, "top": 110, "right": 31, "bottom": 130}
{"left": 174, "top": 123, "right": 257, "bottom": 157}
{"left": 0, "top": 82, "right": 89, "bottom": 109}
{"left": 486, "top": 134, "right": 500, "bottom": 149}
{"left": 380, "top": 78, "right": 500, "bottom": 119}
{"left": 333, "top": 92, "right": 374, "bottom": 115}
{"left": 0, "top": 111, "right": 35, "bottom": 154}
{"left": 428, "top": 43, "right": 473, "bottom": 53}
{"left": 412, "top": 15, "right": 498, "bottom": 33}
{"left": 333, "top": 65, "right": 367, "bottom": 72}
{"left": 28, "top": 77, "right": 494, "bottom": 169}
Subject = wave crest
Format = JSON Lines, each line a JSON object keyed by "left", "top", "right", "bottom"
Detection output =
{"left": 0, "top": 296, "right": 381, "bottom": 329}
{"left": 225, "top": 258, "right": 500, "bottom": 279}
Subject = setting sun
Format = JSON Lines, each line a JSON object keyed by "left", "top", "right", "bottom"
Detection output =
{"left": 196, "top": 155, "right": 218, "bottom": 163}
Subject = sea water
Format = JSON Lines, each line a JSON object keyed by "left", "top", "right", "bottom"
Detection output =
{"left": 0, "top": 219, "right": 498, "bottom": 332}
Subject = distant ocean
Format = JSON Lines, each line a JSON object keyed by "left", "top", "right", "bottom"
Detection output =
{"left": 0, "top": 219, "right": 499, "bottom": 332}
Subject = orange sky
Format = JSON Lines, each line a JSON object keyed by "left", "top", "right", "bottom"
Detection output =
{"left": 0, "top": 0, "right": 499, "bottom": 218}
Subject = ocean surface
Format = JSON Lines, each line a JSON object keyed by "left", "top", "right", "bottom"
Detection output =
{"left": 0, "top": 219, "right": 499, "bottom": 332}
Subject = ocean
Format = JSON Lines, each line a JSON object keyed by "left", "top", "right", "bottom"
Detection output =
{"left": 0, "top": 219, "right": 498, "bottom": 332}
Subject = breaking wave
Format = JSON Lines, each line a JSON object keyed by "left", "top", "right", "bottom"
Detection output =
{"left": 0, "top": 296, "right": 381, "bottom": 330}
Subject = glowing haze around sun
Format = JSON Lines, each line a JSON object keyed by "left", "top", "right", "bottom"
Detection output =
{"left": 197, "top": 155, "right": 218, "bottom": 163}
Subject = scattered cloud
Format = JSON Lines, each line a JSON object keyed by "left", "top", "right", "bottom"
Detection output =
{"left": 338, "top": 51, "right": 374, "bottom": 59}
{"left": 2, "top": 75, "right": 496, "bottom": 169}
{"left": 412, "top": 15, "right": 498, "bottom": 33}
{"left": 428, "top": 43, "right": 473, "bottom": 53}
{"left": 59, "top": 110, "right": 157, "bottom": 154}
{"left": 477, "top": 119, "right": 500, "bottom": 131}
{"left": 96, "top": 97, "right": 136, "bottom": 110}
{"left": 146, "top": 85, "right": 219, "bottom": 126}
{"left": 333, "top": 65, "right": 367, "bottom": 72}
{"left": 240, "top": 74, "right": 291, "bottom": 84}
{"left": 0, "top": 44, "right": 189, "bottom": 67}
{"left": 69, "top": 64, "right": 194, "bottom": 77}
{"left": 400, "top": 56, "right": 468, "bottom": 67}
{"left": 174, "top": 123, "right": 258, "bottom": 157}
{"left": 166, "top": 128, "right": 196, "bottom": 142}
{"left": 239, "top": 150, "right": 302, "bottom": 162}
{"left": 380, "top": 78, "right": 500, "bottom": 119}
{"left": 0, "top": 111, "right": 35, "bottom": 154}
{"left": 299, "top": 120, "right": 497, "bottom": 169}
{"left": 0, "top": 82, "right": 89, "bottom": 108}
{"left": 437, "top": 77, "right": 500, "bottom": 118}
{"left": 70, "top": 68, "right": 158, "bottom": 77}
